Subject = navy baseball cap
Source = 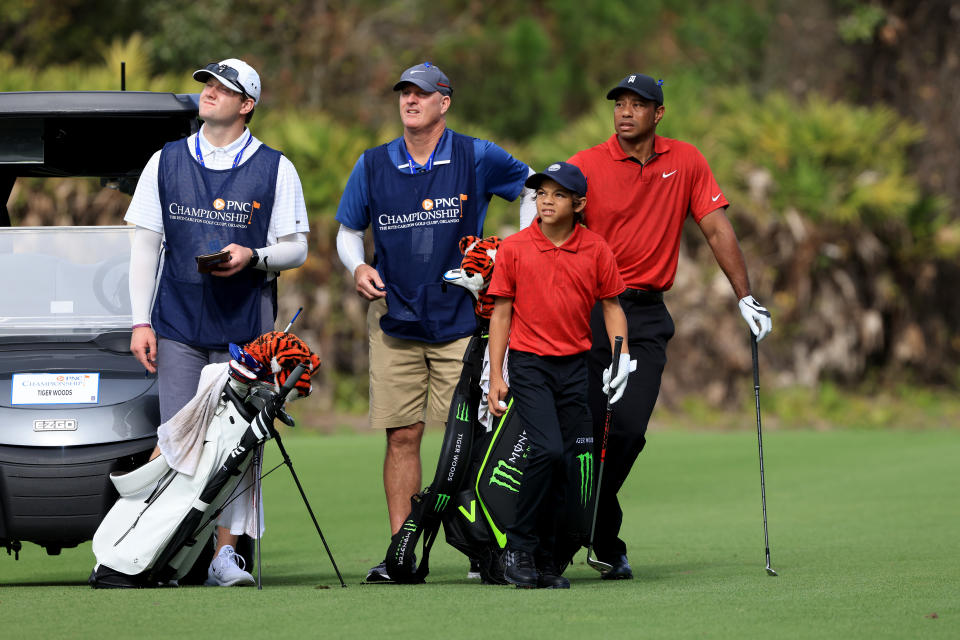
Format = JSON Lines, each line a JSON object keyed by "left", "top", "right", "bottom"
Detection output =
{"left": 606, "top": 73, "right": 664, "bottom": 104}
{"left": 525, "top": 162, "right": 587, "bottom": 197}
{"left": 393, "top": 62, "right": 453, "bottom": 96}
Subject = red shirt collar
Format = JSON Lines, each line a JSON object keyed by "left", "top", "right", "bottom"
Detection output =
{"left": 531, "top": 219, "right": 584, "bottom": 253}
{"left": 605, "top": 133, "right": 671, "bottom": 161}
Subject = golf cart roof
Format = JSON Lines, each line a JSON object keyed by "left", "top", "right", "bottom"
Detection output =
{"left": 0, "top": 90, "right": 199, "bottom": 179}
{"left": 0, "top": 91, "right": 199, "bottom": 117}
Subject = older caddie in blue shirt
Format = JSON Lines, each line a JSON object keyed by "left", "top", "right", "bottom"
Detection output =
{"left": 335, "top": 61, "right": 534, "bottom": 582}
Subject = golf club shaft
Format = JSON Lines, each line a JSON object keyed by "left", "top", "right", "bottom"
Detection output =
{"left": 283, "top": 306, "right": 303, "bottom": 333}
{"left": 587, "top": 336, "right": 623, "bottom": 557}
{"left": 751, "top": 333, "right": 775, "bottom": 574}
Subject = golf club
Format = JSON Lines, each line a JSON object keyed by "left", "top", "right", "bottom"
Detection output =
{"left": 751, "top": 333, "right": 777, "bottom": 577}
{"left": 586, "top": 335, "right": 623, "bottom": 574}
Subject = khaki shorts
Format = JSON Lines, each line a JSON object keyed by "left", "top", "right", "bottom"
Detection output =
{"left": 367, "top": 298, "right": 470, "bottom": 430}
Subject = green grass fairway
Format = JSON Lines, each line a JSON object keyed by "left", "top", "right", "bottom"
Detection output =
{"left": 2, "top": 429, "right": 957, "bottom": 639}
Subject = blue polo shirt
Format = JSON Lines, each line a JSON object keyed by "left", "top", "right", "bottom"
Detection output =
{"left": 336, "top": 128, "right": 527, "bottom": 233}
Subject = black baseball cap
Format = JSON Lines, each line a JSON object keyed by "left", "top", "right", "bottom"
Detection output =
{"left": 525, "top": 162, "right": 587, "bottom": 197}
{"left": 606, "top": 73, "right": 664, "bottom": 105}
{"left": 393, "top": 62, "right": 453, "bottom": 96}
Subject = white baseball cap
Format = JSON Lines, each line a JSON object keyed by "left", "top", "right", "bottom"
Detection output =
{"left": 193, "top": 58, "right": 261, "bottom": 105}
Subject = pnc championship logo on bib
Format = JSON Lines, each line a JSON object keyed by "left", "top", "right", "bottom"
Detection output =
{"left": 213, "top": 198, "right": 226, "bottom": 210}
{"left": 376, "top": 193, "right": 466, "bottom": 231}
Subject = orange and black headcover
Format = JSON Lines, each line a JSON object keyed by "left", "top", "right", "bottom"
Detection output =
{"left": 241, "top": 331, "right": 321, "bottom": 397}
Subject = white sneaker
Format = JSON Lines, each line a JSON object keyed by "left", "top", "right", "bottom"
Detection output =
{"left": 467, "top": 558, "right": 481, "bottom": 580}
{"left": 365, "top": 561, "right": 393, "bottom": 583}
{"left": 205, "top": 545, "right": 255, "bottom": 587}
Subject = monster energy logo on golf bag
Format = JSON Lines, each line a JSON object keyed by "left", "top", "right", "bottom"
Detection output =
{"left": 488, "top": 460, "right": 522, "bottom": 493}
{"left": 577, "top": 452, "right": 593, "bottom": 507}
{"left": 382, "top": 329, "right": 488, "bottom": 584}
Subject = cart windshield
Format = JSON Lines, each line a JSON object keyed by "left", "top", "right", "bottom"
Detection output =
{"left": 0, "top": 226, "right": 135, "bottom": 337}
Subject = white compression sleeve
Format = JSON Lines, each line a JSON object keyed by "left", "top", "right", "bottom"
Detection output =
{"left": 129, "top": 226, "right": 162, "bottom": 326}
{"left": 254, "top": 232, "right": 308, "bottom": 272}
{"left": 518, "top": 166, "right": 537, "bottom": 229}
{"left": 336, "top": 224, "right": 366, "bottom": 275}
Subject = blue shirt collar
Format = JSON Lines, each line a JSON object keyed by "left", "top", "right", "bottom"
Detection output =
{"left": 392, "top": 128, "right": 453, "bottom": 172}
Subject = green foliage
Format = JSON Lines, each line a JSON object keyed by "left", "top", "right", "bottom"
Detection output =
{"left": 255, "top": 109, "right": 381, "bottom": 220}
{"left": 708, "top": 88, "right": 930, "bottom": 225}
{"left": 837, "top": 2, "right": 888, "bottom": 44}
{"left": 670, "top": 0, "right": 774, "bottom": 79}
{"left": 0, "top": 48, "right": 192, "bottom": 93}
{"left": 0, "top": 0, "right": 148, "bottom": 66}
{"left": 1, "top": 0, "right": 774, "bottom": 143}
{"left": 142, "top": 0, "right": 246, "bottom": 70}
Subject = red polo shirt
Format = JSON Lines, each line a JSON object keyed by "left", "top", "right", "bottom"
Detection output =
{"left": 488, "top": 221, "right": 625, "bottom": 356}
{"left": 568, "top": 134, "right": 728, "bottom": 291}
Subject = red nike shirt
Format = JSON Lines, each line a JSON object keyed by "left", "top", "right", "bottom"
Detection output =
{"left": 569, "top": 134, "right": 728, "bottom": 291}
{"left": 488, "top": 222, "right": 625, "bottom": 356}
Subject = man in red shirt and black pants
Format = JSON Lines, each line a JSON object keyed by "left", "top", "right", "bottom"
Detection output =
{"left": 568, "top": 74, "right": 773, "bottom": 580}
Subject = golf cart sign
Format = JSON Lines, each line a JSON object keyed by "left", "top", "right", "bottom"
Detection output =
{"left": 11, "top": 373, "right": 100, "bottom": 404}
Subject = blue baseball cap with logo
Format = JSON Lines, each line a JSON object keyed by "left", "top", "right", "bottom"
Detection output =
{"left": 606, "top": 73, "right": 664, "bottom": 105}
{"left": 525, "top": 161, "right": 587, "bottom": 197}
{"left": 393, "top": 62, "right": 453, "bottom": 96}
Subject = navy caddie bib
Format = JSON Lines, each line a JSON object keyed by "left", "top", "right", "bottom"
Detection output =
{"left": 365, "top": 131, "right": 480, "bottom": 343}
{"left": 152, "top": 137, "right": 281, "bottom": 350}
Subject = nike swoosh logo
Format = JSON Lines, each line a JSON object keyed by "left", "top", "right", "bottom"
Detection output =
{"left": 410, "top": 70, "right": 424, "bottom": 74}
{"left": 662, "top": 170, "right": 677, "bottom": 178}
{"left": 712, "top": 193, "right": 721, "bottom": 202}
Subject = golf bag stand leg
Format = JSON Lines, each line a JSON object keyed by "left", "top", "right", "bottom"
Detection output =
{"left": 270, "top": 428, "right": 347, "bottom": 588}
{"left": 254, "top": 442, "right": 263, "bottom": 590}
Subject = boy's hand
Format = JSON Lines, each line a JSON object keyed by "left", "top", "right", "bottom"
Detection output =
{"left": 488, "top": 377, "right": 509, "bottom": 417}
{"left": 603, "top": 353, "right": 636, "bottom": 404}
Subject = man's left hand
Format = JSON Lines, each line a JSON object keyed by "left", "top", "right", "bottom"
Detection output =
{"left": 211, "top": 243, "right": 254, "bottom": 277}
{"left": 738, "top": 295, "right": 772, "bottom": 341}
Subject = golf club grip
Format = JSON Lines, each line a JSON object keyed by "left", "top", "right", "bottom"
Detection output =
{"left": 611, "top": 335, "right": 623, "bottom": 378}
{"left": 274, "top": 362, "right": 307, "bottom": 410}
{"left": 750, "top": 332, "right": 759, "bottom": 388}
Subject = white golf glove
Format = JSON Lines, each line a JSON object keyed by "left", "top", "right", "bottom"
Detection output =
{"left": 738, "top": 295, "right": 772, "bottom": 342}
{"left": 602, "top": 353, "right": 637, "bottom": 405}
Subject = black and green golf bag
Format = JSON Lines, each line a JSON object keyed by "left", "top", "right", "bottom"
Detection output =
{"left": 384, "top": 323, "right": 596, "bottom": 584}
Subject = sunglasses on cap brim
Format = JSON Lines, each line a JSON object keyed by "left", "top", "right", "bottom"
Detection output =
{"left": 202, "top": 62, "right": 251, "bottom": 100}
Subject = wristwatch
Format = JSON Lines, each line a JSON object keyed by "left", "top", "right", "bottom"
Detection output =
{"left": 249, "top": 248, "right": 261, "bottom": 268}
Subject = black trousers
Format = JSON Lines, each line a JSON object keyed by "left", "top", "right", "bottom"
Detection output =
{"left": 588, "top": 295, "right": 674, "bottom": 560}
{"left": 506, "top": 350, "right": 592, "bottom": 555}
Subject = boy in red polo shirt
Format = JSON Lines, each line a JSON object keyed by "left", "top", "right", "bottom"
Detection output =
{"left": 487, "top": 162, "right": 633, "bottom": 589}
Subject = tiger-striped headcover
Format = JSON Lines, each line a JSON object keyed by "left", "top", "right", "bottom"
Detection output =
{"left": 458, "top": 235, "right": 501, "bottom": 319}
{"left": 242, "top": 331, "right": 321, "bottom": 397}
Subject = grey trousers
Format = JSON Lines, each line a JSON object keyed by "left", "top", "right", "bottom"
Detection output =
{"left": 156, "top": 290, "right": 275, "bottom": 423}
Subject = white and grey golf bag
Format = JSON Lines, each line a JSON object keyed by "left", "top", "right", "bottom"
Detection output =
{"left": 90, "top": 374, "right": 291, "bottom": 588}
